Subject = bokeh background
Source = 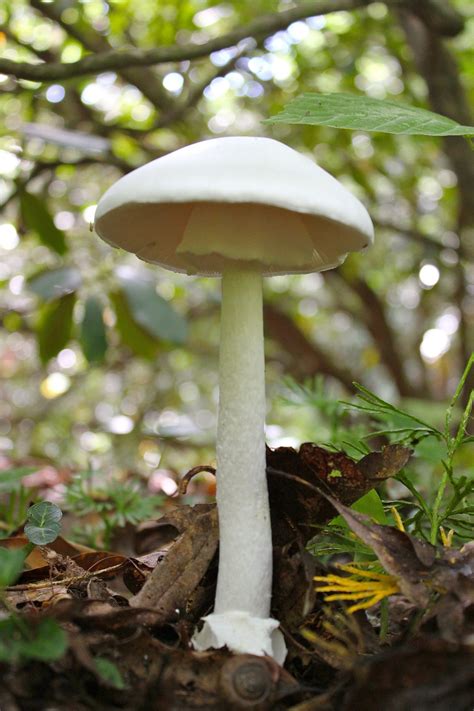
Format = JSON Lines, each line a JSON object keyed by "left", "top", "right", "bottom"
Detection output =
{"left": 0, "top": 0, "right": 472, "bottom": 530}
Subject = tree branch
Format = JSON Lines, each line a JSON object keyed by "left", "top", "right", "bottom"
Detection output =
{"left": 398, "top": 12, "right": 474, "bottom": 231}
{"left": 398, "top": 3, "right": 474, "bottom": 407}
{"left": 155, "top": 48, "right": 244, "bottom": 129}
{"left": 264, "top": 303, "right": 358, "bottom": 392}
{"left": 329, "top": 272, "right": 426, "bottom": 398}
{"left": 374, "top": 220, "right": 446, "bottom": 253}
{"left": 1, "top": 0, "right": 387, "bottom": 82}
{"left": 408, "top": 0, "right": 465, "bottom": 37}
{"left": 29, "top": 0, "right": 171, "bottom": 110}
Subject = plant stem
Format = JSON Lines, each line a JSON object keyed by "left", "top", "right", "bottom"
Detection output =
{"left": 213, "top": 267, "right": 272, "bottom": 618}
{"left": 430, "top": 466, "right": 450, "bottom": 545}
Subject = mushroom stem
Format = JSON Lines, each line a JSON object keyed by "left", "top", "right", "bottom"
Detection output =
{"left": 214, "top": 267, "right": 271, "bottom": 617}
{"left": 192, "top": 267, "right": 286, "bottom": 662}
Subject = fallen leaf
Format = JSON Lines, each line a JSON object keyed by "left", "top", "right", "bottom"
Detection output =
{"left": 266, "top": 443, "right": 411, "bottom": 545}
{"left": 129, "top": 506, "right": 218, "bottom": 616}
{"left": 342, "top": 638, "right": 474, "bottom": 711}
{"left": 326, "top": 500, "right": 433, "bottom": 606}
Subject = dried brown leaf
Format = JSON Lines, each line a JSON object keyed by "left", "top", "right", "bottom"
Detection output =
{"left": 267, "top": 443, "right": 411, "bottom": 545}
{"left": 129, "top": 506, "right": 218, "bottom": 615}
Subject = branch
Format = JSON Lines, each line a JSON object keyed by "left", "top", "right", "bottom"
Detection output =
{"left": 329, "top": 272, "right": 426, "bottom": 398}
{"left": 407, "top": 0, "right": 465, "bottom": 37}
{"left": 1, "top": 0, "right": 384, "bottom": 82}
{"left": 29, "top": 0, "right": 171, "bottom": 110}
{"left": 374, "top": 220, "right": 446, "bottom": 253}
{"left": 264, "top": 303, "right": 357, "bottom": 392}
{"left": 398, "top": 11, "right": 474, "bottom": 232}
{"left": 0, "top": 156, "right": 131, "bottom": 215}
{"left": 0, "top": 25, "right": 56, "bottom": 64}
{"left": 155, "top": 47, "right": 244, "bottom": 129}
{"left": 398, "top": 3, "right": 474, "bottom": 408}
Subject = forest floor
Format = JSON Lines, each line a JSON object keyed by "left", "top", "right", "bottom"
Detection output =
{"left": 0, "top": 442, "right": 473, "bottom": 710}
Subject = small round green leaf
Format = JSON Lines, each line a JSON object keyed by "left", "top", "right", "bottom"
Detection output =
{"left": 25, "top": 501, "right": 63, "bottom": 545}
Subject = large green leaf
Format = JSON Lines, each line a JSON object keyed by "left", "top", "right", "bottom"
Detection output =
{"left": 264, "top": 93, "right": 474, "bottom": 136}
{"left": 79, "top": 297, "right": 108, "bottom": 363}
{"left": 19, "top": 190, "right": 67, "bottom": 255}
{"left": 36, "top": 291, "right": 76, "bottom": 363}
{"left": 27, "top": 267, "right": 82, "bottom": 301}
{"left": 110, "top": 290, "right": 158, "bottom": 359}
{"left": 118, "top": 273, "right": 187, "bottom": 344}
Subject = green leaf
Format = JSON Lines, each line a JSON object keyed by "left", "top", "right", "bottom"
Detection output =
{"left": 110, "top": 290, "right": 158, "bottom": 359}
{"left": 0, "top": 467, "right": 36, "bottom": 493}
{"left": 28, "top": 267, "right": 82, "bottom": 301}
{"left": 79, "top": 297, "right": 108, "bottom": 363}
{"left": 264, "top": 93, "right": 474, "bottom": 136}
{"left": 331, "top": 489, "right": 387, "bottom": 528}
{"left": 19, "top": 190, "right": 67, "bottom": 255}
{"left": 118, "top": 272, "right": 187, "bottom": 344}
{"left": 352, "top": 490, "right": 387, "bottom": 523}
{"left": 0, "top": 548, "right": 26, "bottom": 587}
{"left": 0, "top": 617, "right": 68, "bottom": 663}
{"left": 24, "top": 501, "right": 63, "bottom": 545}
{"left": 413, "top": 435, "right": 448, "bottom": 464}
{"left": 36, "top": 291, "right": 76, "bottom": 363}
{"left": 94, "top": 657, "right": 126, "bottom": 689}
{"left": 20, "top": 618, "right": 68, "bottom": 662}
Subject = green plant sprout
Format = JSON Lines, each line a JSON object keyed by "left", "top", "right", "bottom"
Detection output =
{"left": 0, "top": 501, "right": 67, "bottom": 665}
{"left": 282, "top": 355, "right": 473, "bottom": 546}
{"left": 65, "top": 472, "right": 163, "bottom": 548}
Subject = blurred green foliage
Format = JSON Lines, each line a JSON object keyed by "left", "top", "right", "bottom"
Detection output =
{"left": 0, "top": 0, "right": 472, "bottom": 511}
{"left": 287, "top": 355, "right": 474, "bottom": 548}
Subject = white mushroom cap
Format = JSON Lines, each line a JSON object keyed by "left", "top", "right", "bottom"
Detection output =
{"left": 95, "top": 137, "right": 374, "bottom": 276}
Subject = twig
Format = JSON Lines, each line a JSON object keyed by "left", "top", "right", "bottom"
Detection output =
{"left": 29, "top": 0, "right": 171, "bottom": 110}
{"left": 179, "top": 465, "right": 216, "bottom": 495}
{"left": 1, "top": 1, "right": 391, "bottom": 82}
{"left": 264, "top": 303, "right": 358, "bottom": 391}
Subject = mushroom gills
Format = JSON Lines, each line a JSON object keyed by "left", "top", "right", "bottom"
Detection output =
{"left": 176, "top": 202, "right": 316, "bottom": 273}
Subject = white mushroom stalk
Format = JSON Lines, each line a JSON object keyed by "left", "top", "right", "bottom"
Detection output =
{"left": 94, "top": 136, "right": 374, "bottom": 665}
{"left": 192, "top": 267, "right": 285, "bottom": 661}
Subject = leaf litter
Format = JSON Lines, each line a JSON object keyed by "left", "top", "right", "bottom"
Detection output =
{"left": 0, "top": 442, "right": 473, "bottom": 709}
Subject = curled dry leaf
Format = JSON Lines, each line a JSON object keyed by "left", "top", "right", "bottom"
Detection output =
{"left": 322, "top": 496, "right": 434, "bottom": 607}
{"left": 130, "top": 505, "right": 218, "bottom": 616}
{"left": 315, "top": 495, "right": 474, "bottom": 643}
{"left": 266, "top": 443, "right": 412, "bottom": 546}
{"left": 430, "top": 541, "right": 474, "bottom": 644}
{"left": 272, "top": 545, "right": 318, "bottom": 633}
{"left": 134, "top": 503, "right": 216, "bottom": 554}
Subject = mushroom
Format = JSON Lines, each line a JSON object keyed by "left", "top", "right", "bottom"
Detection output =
{"left": 94, "top": 136, "right": 374, "bottom": 664}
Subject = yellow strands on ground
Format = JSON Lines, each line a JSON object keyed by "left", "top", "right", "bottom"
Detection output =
{"left": 314, "top": 562, "right": 400, "bottom": 613}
